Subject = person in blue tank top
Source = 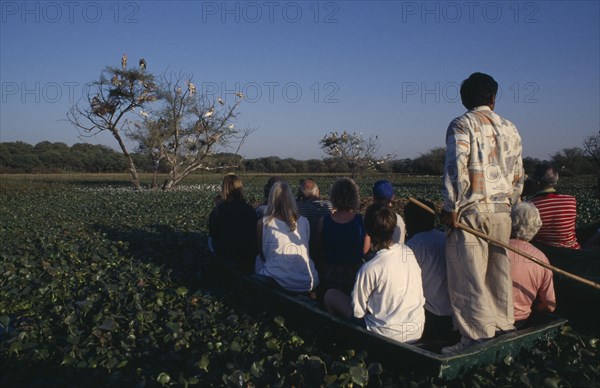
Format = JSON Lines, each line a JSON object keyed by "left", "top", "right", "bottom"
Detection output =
{"left": 316, "top": 177, "right": 370, "bottom": 296}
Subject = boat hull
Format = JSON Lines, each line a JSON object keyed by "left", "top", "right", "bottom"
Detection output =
{"left": 534, "top": 243, "right": 600, "bottom": 333}
{"left": 212, "top": 255, "right": 568, "bottom": 380}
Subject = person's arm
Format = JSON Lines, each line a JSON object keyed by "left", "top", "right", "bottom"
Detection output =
{"left": 398, "top": 216, "right": 406, "bottom": 244}
{"left": 510, "top": 132, "right": 525, "bottom": 205}
{"left": 256, "top": 218, "right": 265, "bottom": 261}
{"left": 301, "top": 216, "right": 310, "bottom": 242}
{"left": 363, "top": 234, "right": 371, "bottom": 256}
{"left": 208, "top": 206, "right": 218, "bottom": 239}
{"left": 357, "top": 214, "right": 371, "bottom": 256}
{"left": 533, "top": 299, "right": 556, "bottom": 313}
{"left": 441, "top": 119, "right": 469, "bottom": 227}
{"left": 351, "top": 267, "right": 370, "bottom": 319}
{"left": 535, "top": 258, "right": 557, "bottom": 313}
{"left": 315, "top": 216, "right": 325, "bottom": 262}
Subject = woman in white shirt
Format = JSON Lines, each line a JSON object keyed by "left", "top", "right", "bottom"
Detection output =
{"left": 255, "top": 181, "right": 319, "bottom": 293}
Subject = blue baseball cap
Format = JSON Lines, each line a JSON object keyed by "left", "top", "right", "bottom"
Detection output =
{"left": 373, "top": 180, "right": 394, "bottom": 201}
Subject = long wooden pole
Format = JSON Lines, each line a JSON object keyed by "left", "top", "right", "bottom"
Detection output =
{"left": 407, "top": 197, "right": 600, "bottom": 291}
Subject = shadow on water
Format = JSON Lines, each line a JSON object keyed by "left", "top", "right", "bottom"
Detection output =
{"left": 95, "top": 224, "right": 209, "bottom": 290}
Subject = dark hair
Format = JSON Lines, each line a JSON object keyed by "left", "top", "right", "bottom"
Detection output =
{"left": 403, "top": 200, "right": 435, "bottom": 239}
{"left": 460, "top": 72, "right": 498, "bottom": 110}
{"left": 329, "top": 177, "right": 360, "bottom": 211}
{"left": 263, "top": 176, "right": 284, "bottom": 199}
{"left": 531, "top": 163, "right": 559, "bottom": 188}
{"left": 364, "top": 203, "right": 397, "bottom": 252}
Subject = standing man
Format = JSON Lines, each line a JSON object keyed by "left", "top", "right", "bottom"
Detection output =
{"left": 441, "top": 72, "right": 524, "bottom": 353}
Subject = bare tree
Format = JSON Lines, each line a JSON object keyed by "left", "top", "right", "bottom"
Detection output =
{"left": 319, "top": 131, "right": 391, "bottom": 178}
{"left": 67, "top": 58, "right": 158, "bottom": 190}
{"left": 128, "top": 118, "right": 166, "bottom": 188}
{"left": 129, "top": 72, "right": 254, "bottom": 190}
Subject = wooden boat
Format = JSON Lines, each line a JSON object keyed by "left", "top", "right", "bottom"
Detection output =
{"left": 212, "top": 256, "right": 567, "bottom": 381}
{"left": 533, "top": 243, "right": 600, "bottom": 333}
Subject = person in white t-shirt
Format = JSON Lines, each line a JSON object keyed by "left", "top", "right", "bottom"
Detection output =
{"left": 404, "top": 200, "right": 455, "bottom": 344}
{"left": 324, "top": 203, "right": 425, "bottom": 343}
{"left": 255, "top": 181, "right": 319, "bottom": 294}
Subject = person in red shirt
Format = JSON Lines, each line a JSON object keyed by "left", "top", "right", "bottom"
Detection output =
{"left": 528, "top": 164, "right": 581, "bottom": 249}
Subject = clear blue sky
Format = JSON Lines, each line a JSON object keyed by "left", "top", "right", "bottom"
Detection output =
{"left": 1, "top": 1, "right": 599, "bottom": 160}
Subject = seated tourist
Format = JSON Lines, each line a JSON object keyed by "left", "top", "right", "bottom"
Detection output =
{"left": 324, "top": 203, "right": 425, "bottom": 343}
{"left": 372, "top": 180, "right": 406, "bottom": 244}
{"left": 255, "top": 176, "right": 284, "bottom": 218}
{"left": 255, "top": 181, "right": 319, "bottom": 293}
{"left": 404, "top": 200, "right": 454, "bottom": 342}
{"left": 296, "top": 178, "right": 333, "bottom": 259}
{"left": 208, "top": 174, "right": 258, "bottom": 273}
{"left": 509, "top": 202, "right": 556, "bottom": 327}
{"left": 316, "top": 177, "right": 370, "bottom": 295}
{"left": 528, "top": 164, "right": 580, "bottom": 249}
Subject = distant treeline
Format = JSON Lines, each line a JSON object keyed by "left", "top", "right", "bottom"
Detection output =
{"left": 1, "top": 141, "right": 597, "bottom": 176}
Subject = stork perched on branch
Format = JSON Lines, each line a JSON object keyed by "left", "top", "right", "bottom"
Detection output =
{"left": 139, "top": 58, "right": 146, "bottom": 71}
{"left": 121, "top": 53, "right": 127, "bottom": 69}
{"left": 91, "top": 94, "right": 101, "bottom": 107}
{"left": 203, "top": 107, "right": 214, "bottom": 119}
{"left": 188, "top": 81, "right": 196, "bottom": 96}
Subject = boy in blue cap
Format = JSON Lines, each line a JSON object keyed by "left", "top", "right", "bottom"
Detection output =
{"left": 372, "top": 180, "right": 406, "bottom": 244}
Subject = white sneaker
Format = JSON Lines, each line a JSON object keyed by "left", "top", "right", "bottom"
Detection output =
{"left": 441, "top": 338, "right": 481, "bottom": 354}
{"left": 441, "top": 342, "right": 468, "bottom": 354}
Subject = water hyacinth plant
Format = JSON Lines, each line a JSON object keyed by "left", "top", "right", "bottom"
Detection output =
{"left": 1, "top": 174, "right": 598, "bottom": 386}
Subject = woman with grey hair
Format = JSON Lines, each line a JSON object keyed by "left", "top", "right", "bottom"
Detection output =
{"left": 508, "top": 202, "right": 556, "bottom": 327}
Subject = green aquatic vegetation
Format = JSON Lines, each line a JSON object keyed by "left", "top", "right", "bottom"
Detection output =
{"left": 0, "top": 177, "right": 598, "bottom": 387}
